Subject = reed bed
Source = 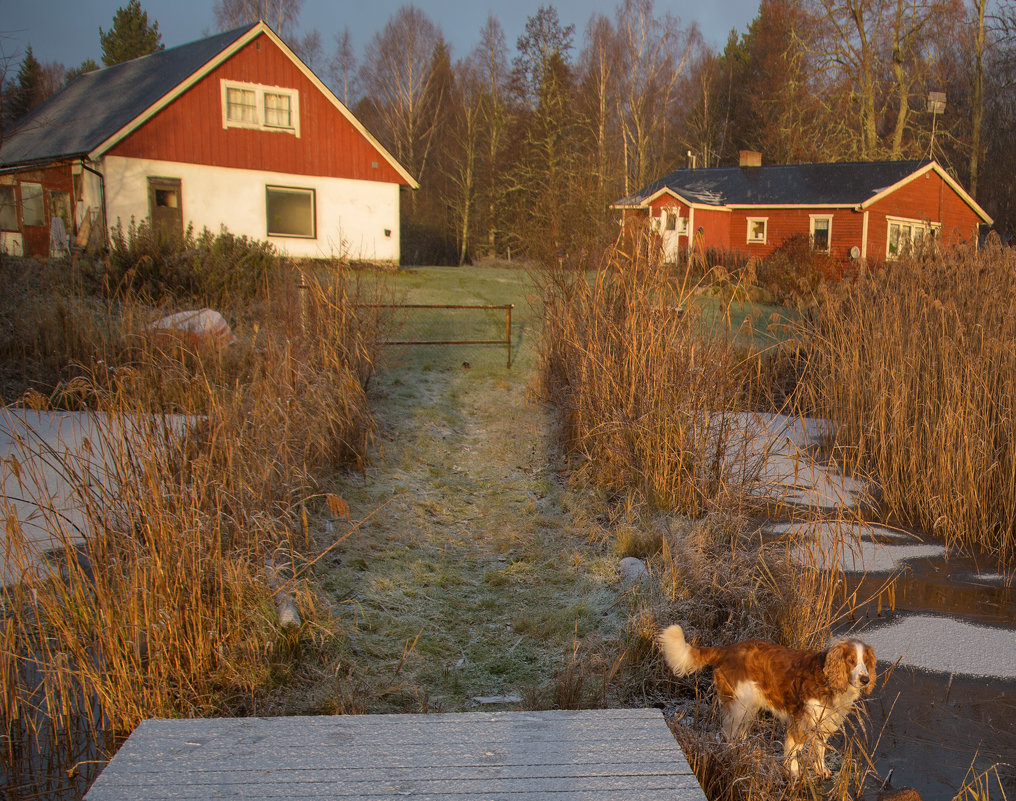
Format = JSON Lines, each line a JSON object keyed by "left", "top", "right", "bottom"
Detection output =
{"left": 536, "top": 228, "right": 770, "bottom": 516}
{"left": 536, "top": 229, "right": 874, "bottom": 799}
{"left": 808, "top": 241, "right": 1016, "bottom": 567}
{"left": 1, "top": 246, "right": 384, "bottom": 798}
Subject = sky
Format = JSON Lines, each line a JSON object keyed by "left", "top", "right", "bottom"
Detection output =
{"left": 1, "top": 0, "right": 761, "bottom": 78}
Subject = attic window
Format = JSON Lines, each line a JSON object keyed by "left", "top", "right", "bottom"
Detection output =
{"left": 222, "top": 80, "right": 300, "bottom": 136}
{"left": 746, "top": 217, "right": 767, "bottom": 245}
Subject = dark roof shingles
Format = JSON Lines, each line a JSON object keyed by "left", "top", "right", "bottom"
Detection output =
{"left": 621, "top": 160, "right": 929, "bottom": 208}
{"left": 0, "top": 25, "right": 253, "bottom": 167}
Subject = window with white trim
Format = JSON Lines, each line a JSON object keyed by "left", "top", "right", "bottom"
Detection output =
{"left": 886, "top": 217, "right": 940, "bottom": 258}
{"left": 266, "top": 185, "right": 315, "bottom": 238}
{"left": 222, "top": 80, "right": 300, "bottom": 136}
{"left": 746, "top": 217, "right": 767, "bottom": 244}
{"left": 810, "top": 215, "right": 832, "bottom": 252}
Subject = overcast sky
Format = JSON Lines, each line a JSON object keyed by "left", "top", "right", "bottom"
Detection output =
{"left": 2, "top": 0, "right": 760, "bottom": 77}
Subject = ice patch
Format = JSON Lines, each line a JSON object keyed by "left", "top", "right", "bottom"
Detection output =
{"left": 862, "top": 615, "right": 1016, "bottom": 678}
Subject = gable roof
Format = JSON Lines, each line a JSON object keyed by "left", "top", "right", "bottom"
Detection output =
{"left": 0, "top": 22, "right": 418, "bottom": 188}
{"left": 0, "top": 25, "right": 253, "bottom": 167}
{"left": 615, "top": 160, "right": 991, "bottom": 223}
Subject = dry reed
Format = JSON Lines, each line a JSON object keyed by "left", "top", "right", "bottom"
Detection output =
{"left": 808, "top": 241, "right": 1016, "bottom": 567}
{"left": 536, "top": 228, "right": 874, "bottom": 799}
{"left": 1, "top": 261, "right": 383, "bottom": 797}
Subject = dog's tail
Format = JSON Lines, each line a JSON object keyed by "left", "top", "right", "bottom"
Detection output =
{"left": 657, "top": 624, "right": 716, "bottom": 677}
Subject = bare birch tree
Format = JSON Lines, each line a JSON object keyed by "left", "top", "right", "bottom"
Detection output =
{"left": 612, "top": 0, "right": 698, "bottom": 193}
{"left": 358, "top": 7, "right": 448, "bottom": 187}
{"left": 328, "top": 28, "right": 356, "bottom": 106}
{"left": 214, "top": 0, "right": 303, "bottom": 38}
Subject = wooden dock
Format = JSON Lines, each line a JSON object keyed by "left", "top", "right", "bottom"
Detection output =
{"left": 84, "top": 708, "right": 706, "bottom": 800}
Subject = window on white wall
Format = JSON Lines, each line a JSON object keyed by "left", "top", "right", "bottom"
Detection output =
{"left": 222, "top": 80, "right": 299, "bottom": 135}
{"left": 810, "top": 215, "right": 832, "bottom": 252}
{"left": 266, "top": 186, "right": 315, "bottom": 238}
{"left": 746, "top": 217, "right": 767, "bottom": 244}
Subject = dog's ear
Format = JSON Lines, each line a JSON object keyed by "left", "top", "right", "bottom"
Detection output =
{"left": 862, "top": 644, "right": 877, "bottom": 695}
{"left": 823, "top": 642, "right": 851, "bottom": 693}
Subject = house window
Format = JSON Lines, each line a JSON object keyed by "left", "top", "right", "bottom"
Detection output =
{"left": 746, "top": 217, "right": 767, "bottom": 244}
{"left": 226, "top": 87, "right": 257, "bottom": 124}
{"left": 264, "top": 92, "right": 292, "bottom": 128}
{"left": 21, "top": 183, "right": 45, "bottom": 227}
{"left": 266, "top": 185, "right": 315, "bottom": 238}
{"left": 886, "top": 217, "right": 940, "bottom": 258}
{"left": 221, "top": 80, "right": 299, "bottom": 135}
{"left": 0, "top": 186, "right": 17, "bottom": 231}
{"left": 810, "top": 215, "right": 832, "bottom": 252}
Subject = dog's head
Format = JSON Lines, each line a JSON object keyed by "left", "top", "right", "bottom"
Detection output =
{"left": 824, "top": 639, "right": 876, "bottom": 695}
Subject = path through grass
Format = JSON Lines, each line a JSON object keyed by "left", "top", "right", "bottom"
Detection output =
{"left": 303, "top": 267, "right": 625, "bottom": 714}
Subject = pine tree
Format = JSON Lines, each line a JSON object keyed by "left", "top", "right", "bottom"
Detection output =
{"left": 99, "top": 0, "right": 163, "bottom": 67}
{"left": 4, "top": 45, "right": 44, "bottom": 128}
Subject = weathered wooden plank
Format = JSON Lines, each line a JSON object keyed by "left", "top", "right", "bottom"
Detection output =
{"left": 85, "top": 709, "right": 706, "bottom": 801}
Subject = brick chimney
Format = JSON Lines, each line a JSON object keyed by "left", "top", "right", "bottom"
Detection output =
{"left": 739, "top": 150, "right": 762, "bottom": 167}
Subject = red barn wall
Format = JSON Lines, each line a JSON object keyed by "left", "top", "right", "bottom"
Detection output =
{"left": 865, "top": 170, "right": 981, "bottom": 259}
{"left": 728, "top": 207, "right": 865, "bottom": 261}
{"left": 3, "top": 163, "right": 75, "bottom": 258}
{"left": 691, "top": 206, "right": 731, "bottom": 250}
{"left": 107, "top": 32, "right": 408, "bottom": 186}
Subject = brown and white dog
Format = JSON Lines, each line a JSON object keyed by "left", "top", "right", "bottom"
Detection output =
{"left": 658, "top": 624, "right": 876, "bottom": 779}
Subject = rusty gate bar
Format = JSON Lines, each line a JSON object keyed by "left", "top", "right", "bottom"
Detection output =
{"left": 357, "top": 304, "right": 514, "bottom": 368}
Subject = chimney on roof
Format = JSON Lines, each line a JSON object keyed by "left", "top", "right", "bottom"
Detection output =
{"left": 739, "top": 150, "right": 762, "bottom": 168}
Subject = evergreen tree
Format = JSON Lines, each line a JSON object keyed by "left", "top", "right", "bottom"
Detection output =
{"left": 4, "top": 45, "right": 44, "bottom": 128}
{"left": 100, "top": 0, "right": 163, "bottom": 67}
{"left": 66, "top": 58, "right": 101, "bottom": 84}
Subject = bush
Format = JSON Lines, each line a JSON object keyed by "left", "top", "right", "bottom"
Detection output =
{"left": 756, "top": 234, "right": 840, "bottom": 306}
{"left": 109, "top": 220, "right": 283, "bottom": 305}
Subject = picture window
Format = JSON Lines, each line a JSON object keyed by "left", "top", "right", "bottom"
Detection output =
{"left": 266, "top": 185, "right": 315, "bottom": 238}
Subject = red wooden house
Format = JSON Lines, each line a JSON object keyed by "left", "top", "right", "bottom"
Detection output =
{"left": 613, "top": 152, "right": 992, "bottom": 265}
{"left": 0, "top": 22, "right": 416, "bottom": 263}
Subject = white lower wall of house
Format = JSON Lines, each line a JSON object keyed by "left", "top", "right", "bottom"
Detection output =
{"left": 100, "top": 156, "right": 401, "bottom": 262}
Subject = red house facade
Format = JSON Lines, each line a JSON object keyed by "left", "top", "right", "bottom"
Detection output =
{"left": 0, "top": 22, "right": 416, "bottom": 263}
{"left": 614, "top": 154, "right": 992, "bottom": 266}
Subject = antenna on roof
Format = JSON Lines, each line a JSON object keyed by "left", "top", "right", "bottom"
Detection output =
{"left": 927, "top": 91, "right": 946, "bottom": 160}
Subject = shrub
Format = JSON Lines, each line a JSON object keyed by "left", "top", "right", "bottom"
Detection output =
{"left": 757, "top": 234, "right": 840, "bottom": 306}
{"left": 109, "top": 220, "right": 282, "bottom": 305}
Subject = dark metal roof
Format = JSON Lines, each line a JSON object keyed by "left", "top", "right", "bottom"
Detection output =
{"left": 617, "top": 160, "right": 931, "bottom": 208}
{"left": 0, "top": 25, "right": 255, "bottom": 167}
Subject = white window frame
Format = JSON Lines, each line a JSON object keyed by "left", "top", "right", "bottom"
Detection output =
{"left": 810, "top": 214, "right": 833, "bottom": 253}
{"left": 746, "top": 217, "right": 768, "bottom": 245}
{"left": 886, "top": 216, "right": 941, "bottom": 259}
{"left": 221, "top": 79, "right": 300, "bottom": 137}
{"left": 266, "top": 185, "right": 316, "bottom": 239}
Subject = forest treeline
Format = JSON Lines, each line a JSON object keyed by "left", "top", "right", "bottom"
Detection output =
{"left": 4, "top": 0, "right": 1016, "bottom": 264}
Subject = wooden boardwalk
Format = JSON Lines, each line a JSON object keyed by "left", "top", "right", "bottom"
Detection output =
{"left": 84, "top": 708, "right": 706, "bottom": 800}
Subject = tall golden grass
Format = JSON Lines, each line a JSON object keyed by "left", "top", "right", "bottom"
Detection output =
{"left": 536, "top": 229, "right": 875, "bottom": 800}
{"left": 809, "top": 241, "right": 1016, "bottom": 567}
{"left": 536, "top": 228, "right": 768, "bottom": 516}
{"left": 1, "top": 254, "right": 383, "bottom": 797}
